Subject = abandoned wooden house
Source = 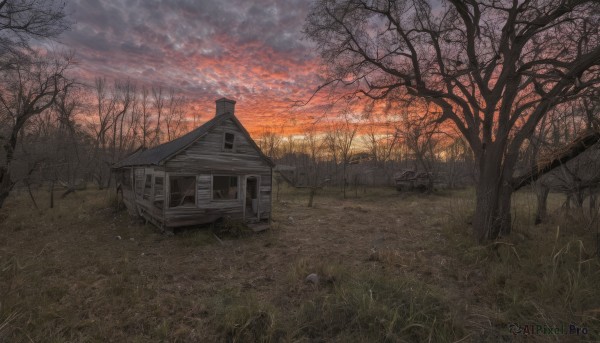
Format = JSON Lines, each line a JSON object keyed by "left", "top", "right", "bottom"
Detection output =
{"left": 112, "top": 98, "right": 274, "bottom": 231}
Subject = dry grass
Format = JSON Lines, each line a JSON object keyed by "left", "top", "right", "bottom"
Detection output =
{"left": 0, "top": 184, "right": 598, "bottom": 342}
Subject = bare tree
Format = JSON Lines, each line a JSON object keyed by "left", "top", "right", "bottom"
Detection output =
{"left": 25, "top": 84, "right": 87, "bottom": 207}
{"left": 163, "top": 89, "right": 186, "bottom": 141}
{"left": 0, "top": 0, "right": 70, "bottom": 206}
{"left": 121, "top": 84, "right": 140, "bottom": 153}
{"left": 110, "top": 80, "right": 135, "bottom": 164}
{"left": 398, "top": 101, "right": 445, "bottom": 189}
{"left": 257, "top": 126, "right": 283, "bottom": 160}
{"left": 87, "top": 77, "right": 116, "bottom": 189}
{"left": 305, "top": 0, "right": 600, "bottom": 242}
{"left": 302, "top": 125, "right": 326, "bottom": 207}
{"left": 86, "top": 79, "right": 141, "bottom": 189}
{"left": 440, "top": 136, "right": 473, "bottom": 188}
{"left": 51, "top": 84, "right": 87, "bottom": 196}
{"left": 325, "top": 112, "right": 357, "bottom": 198}
{"left": 138, "top": 86, "right": 152, "bottom": 147}
{"left": 0, "top": 0, "right": 69, "bottom": 64}
{"left": 533, "top": 95, "right": 600, "bottom": 223}
{"left": 361, "top": 113, "right": 399, "bottom": 168}
{"left": 323, "top": 123, "right": 340, "bottom": 183}
{"left": 0, "top": 52, "right": 74, "bottom": 208}
{"left": 152, "top": 86, "right": 165, "bottom": 145}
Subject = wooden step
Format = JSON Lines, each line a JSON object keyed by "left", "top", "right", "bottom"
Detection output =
{"left": 247, "top": 222, "right": 270, "bottom": 233}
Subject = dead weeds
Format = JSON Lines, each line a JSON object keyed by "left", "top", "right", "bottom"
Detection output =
{"left": 0, "top": 185, "right": 598, "bottom": 341}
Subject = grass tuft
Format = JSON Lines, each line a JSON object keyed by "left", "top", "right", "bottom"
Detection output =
{"left": 212, "top": 290, "right": 283, "bottom": 343}
{"left": 297, "top": 271, "right": 462, "bottom": 342}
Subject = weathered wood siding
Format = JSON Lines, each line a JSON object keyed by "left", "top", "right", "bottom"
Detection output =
{"left": 163, "top": 201, "right": 245, "bottom": 226}
{"left": 166, "top": 119, "right": 271, "bottom": 175}
{"left": 197, "top": 174, "right": 212, "bottom": 203}
{"left": 134, "top": 168, "right": 145, "bottom": 197}
{"left": 136, "top": 168, "right": 165, "bottom": 224}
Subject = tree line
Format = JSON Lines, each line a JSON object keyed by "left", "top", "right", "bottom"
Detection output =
{"left": 256, "top": 100, "right": 475, "bottom": 195}
{"left": 1, "top": 70, "right": 189, "bottom": 208}
{"left": 0, "top": 0, "right": 191, "bottom": 207}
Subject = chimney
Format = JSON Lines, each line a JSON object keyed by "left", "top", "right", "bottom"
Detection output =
{"left": 215, "top": 98, "right": 236, "bottom": 116}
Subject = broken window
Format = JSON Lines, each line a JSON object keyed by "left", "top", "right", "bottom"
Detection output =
{"left": 224, "top": 132, "right": 235, "bottom": 150}
{"left": 154, "top": 176, "right": 164, "bottom": 209}
{"left": 169, "top": 176, "right": 196, "bottom": 207}
{"left": 143, "top": 175, "right": 152, "bottom": 200}
{"left": 212, "top": 175, "right": 238, "bottom": 200}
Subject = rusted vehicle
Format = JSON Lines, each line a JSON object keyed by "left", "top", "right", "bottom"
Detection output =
{"left": 394, "top": 170, "right": 436, "bottom": 192}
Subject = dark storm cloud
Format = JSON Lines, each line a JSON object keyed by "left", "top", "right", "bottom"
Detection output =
{"left": 65, "top": 0, "right": 312, "bottom": 57}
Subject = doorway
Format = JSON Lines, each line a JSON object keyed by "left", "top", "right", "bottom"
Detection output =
{"left": 245, "top": 176, "right": 259, "bottom": 219}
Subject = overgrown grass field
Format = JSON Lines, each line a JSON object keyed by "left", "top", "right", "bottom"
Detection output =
{"left": 0, "top": 185, "right": 599, "bottom": 342}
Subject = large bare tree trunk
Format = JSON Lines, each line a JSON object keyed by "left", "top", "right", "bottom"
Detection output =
{"left": 535, "top": 184, "right": 550, "bottom": 225}
{"left": 473, "top": 174, "right": 501, "bottom": 242}
{"left": 473, "top": 178, "right": 513, "bottom": 242}
{"left": 472, "top": 147, "right": 515, "bottom": 242}
{"left": 498, "top": 184, "right": 513, "bottom": 236}
{"left": 0, "top": 167, "right": 14, "bottom": 209}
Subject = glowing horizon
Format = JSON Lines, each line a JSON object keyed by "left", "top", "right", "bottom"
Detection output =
{"left": 60, "top": 0, "right": 328, "bottom": 135}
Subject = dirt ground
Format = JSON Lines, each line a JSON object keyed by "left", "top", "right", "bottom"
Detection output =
{"left": 0, "top": 185, "right": 597, "bottom": 342}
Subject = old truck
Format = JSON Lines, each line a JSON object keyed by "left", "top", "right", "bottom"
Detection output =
{"left": 394, "top": 170, "right": 441, "bottom": 192}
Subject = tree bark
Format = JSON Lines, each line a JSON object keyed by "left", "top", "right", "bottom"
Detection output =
{"left": 472, "top": 149, "right": 514, "bottom": 242}
{"left": 26, "top": 182, "right": 38, "bottom": 209}
{"left": 473, "top": 175, "right": 501, "bottom": 242}
{"left": 513, "top": 130, "right": 600, "bottom": 191}
{"left": 0, "top": 167, "right": 14, "bottom": 209}
{"left": 498, "top": 183, "right": 513, "bottom": 236}
{"left": 535, "top": 184, "right": 549, "bottom": 225}
{"left": 308, "top": 188, "right": 316, "bottom": 208}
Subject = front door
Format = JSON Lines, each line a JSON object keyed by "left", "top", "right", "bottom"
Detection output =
{"left": 245, "top": 176, "right": 259, "bottom": 220}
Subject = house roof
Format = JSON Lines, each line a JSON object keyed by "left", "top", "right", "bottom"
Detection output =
{"left": 113, "top": 112, "right": 274, "bottom": 168}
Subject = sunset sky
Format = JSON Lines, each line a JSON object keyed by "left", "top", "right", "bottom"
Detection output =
{"left": 59, "top": 0, "right": 327, "bottom": 133}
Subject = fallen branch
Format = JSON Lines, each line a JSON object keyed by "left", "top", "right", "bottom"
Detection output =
{"left": 513, "top": 129, "right": 600, "bottom": 191}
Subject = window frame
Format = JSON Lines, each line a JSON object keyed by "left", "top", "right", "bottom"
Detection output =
{"left": 168, "top": 175, "right": 197, "bottom": 208}
{"left": 211, "top": 175, "right": 239, "bottom": 201}
{"left": 134, "top": 168, "right": 145, "bottom": 197}
{"left": 222, "top": 131, "right": 236, "bottom": 151}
